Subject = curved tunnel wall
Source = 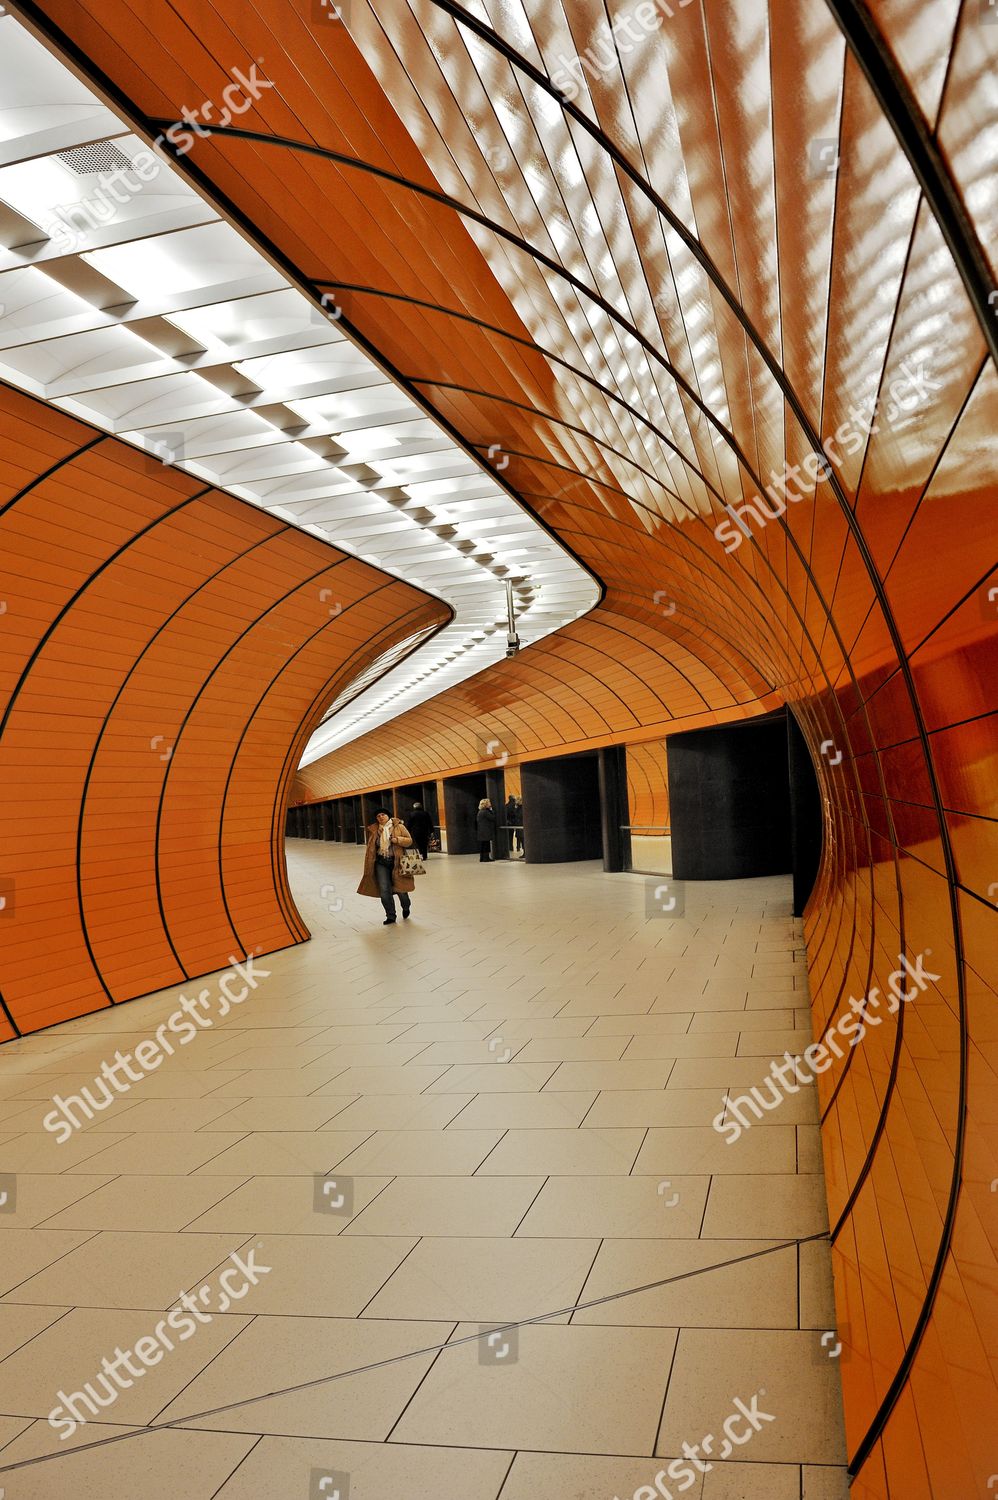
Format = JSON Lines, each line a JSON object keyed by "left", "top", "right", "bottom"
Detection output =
{"left": 0, "top": 383, "right": 445, "bottom": 1038}
{"left": 5, "top": 0, "right": 998, "bottom": 1494}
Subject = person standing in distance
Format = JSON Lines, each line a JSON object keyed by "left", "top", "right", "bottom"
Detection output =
{"left": 477, "top": 798, "right": 497, "bottom": 862}
{"left": 358, "top": 808, "right": 414, "bottom": 924}
{"left": 407, "top": 800, "right": 433, "bottom": 860}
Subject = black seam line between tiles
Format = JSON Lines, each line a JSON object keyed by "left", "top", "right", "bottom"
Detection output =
{"left": 0, "top": 1231, "right": 829, "bottom": 1475}
{"left": 822, "top": 0, "right": 998, "bottom": 369}
{"left": 0, "top": 429, "right": 108, "bottom": 520}
{"left": 419, "top": 28, "right": 970, "bottom": 1415}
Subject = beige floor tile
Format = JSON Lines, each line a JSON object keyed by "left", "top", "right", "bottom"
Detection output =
{"left": 192, "top": 1131, "right": 372, "bottom": 1176}
{"left": 478, "top": 1127, "right": 644, "bottom": 1176}
{"left": 0, "top": 1303, "right": 250, "bottom": 1426}
{"left": 66, "top": 1132, "right": 247, "bottom": 1176}
{"left": 446, "top": 1091, "right": 597, "bottom": 1129}
{"left": 317, "top": 1041, "right": 437, "bottom": 1066}
{"left": 513, "top": 1036, "right": 629, "bottom": 1062}
{"left": 587, "top": 1013, "right": 694, "bottom": 1036}
{"left": 499, "top": 1451, "right": 707, "bottom": 1500}
{"left": 701, "top": 1175, "right": 829, "bottom": 1237}
{"left": 574, "top": 1239, "right": 798, "bottom": 1328}
{"left": 5, "top": 1229, "right": 245, "bottom": 1308}
{"left": 798, "top": 1239, "right": 839, "bottom": 1330}
{"left": 516, "top": 1174, "right": 709, "bottom": 1239}
{"left": 622, "top": 1034, "right": 739, "bottom": 1059}
{"left": 392, "top": 1322, "right": 677, "bottom": 1453}
{"left": 182, "top": 1172, "right": 392, "bottom": 1234}
{"left": 213, "top": 1434, "right": 511, "bottom": 1499}
{"left": 79, "top": 1097, "right": 246, "bottom": 1132}
{"left": 648, "top": 992, "right": 746, "bottom": 1015}
{"left": 209, "top": 1065, "right": 346, "bottom": 1097}
{"left": 157, "top": 1314, "right": 455, "bottom": 1438}
{"left": 192, "top": 1233, "right": 417, "bottom": 1316}
{"left": 583, "top": 1088, "right": 730, "bottom": 1128}
{"left": 0, "top": 1172, "right": 115, "bottom": 1227}
{"left": 39, "top": 1174, "right": 248, "bottom": 1231}
{"left": 797, "top": 1125, "right": 825, "bottom": 1172}
{"left": 362, "top": 1236, "right": 599, "bottom": 1321}
{"left": 345, "top": 1175, "right": 543, "bottom": 1237}
{"left": 318, "top": 1093, "right": 472, "bottom": 1131}
{"left": 0, "top": 1131, "right": 132, "bottom": 1172}
{"left": 656, "top": 1329, "right": 846, "bottom": 1464}
{"left": 0, "top": 1422, "right": 255, "bottom": 1497}
{"left": 61, "top": 1069, "right": 249, "bottom": 1099}
{"left": 202, "top": 1097, "right": 351, "bottom": 1132}
{"left": 668, "top": 1059, "right": 813, "bottom": 1089}
{"left": 408, "top": 1039, "right": 531, "bottom": 1065}
{"left": 307, "top": 1023, "right": 413, "bottom": 1044}
{"left": 736, "top": 1029, "right": 815, "bottom": 1057}
{"left": 701, "top": 1461, "right": 802, "bottom": 1497}
{"left": 426, "top": 1062, "right": 558, "bottom": 1094}
{"left": 0, "top": 1227, "right": 96, "bottom": 1295}
{"left": 310, "top": 1064, "right": 449, "bottom": 1095}
{"left": 690, "top": 1010, "right": 798, "bottom": 1032}
{"left": 634, "top": 1126, "right": 798, "bottom": 1176}
{"left": 544, "top": 1060, "right": 676, "bottom": 1091}
{"left": 482, "top": 1016, "right": 596, "bottom": 1039}
{"left": 333, "top": 1128, "right": 505, "bottom": 1177}
{"left": 802, "top": 1465, "right": 851, "bottom": 1498}
{"left": 0, "top": 1302, "right": 70, "bottom": 1361}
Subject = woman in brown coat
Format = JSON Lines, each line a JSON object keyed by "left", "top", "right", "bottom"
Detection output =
{"left": 358, "top": 808, "right": 415, "bottom": 925}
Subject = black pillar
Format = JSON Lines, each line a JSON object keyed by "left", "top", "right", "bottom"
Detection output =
{"left": 520, "top": 753, "right": 603, "bottom": 863}
{"left": 787, "top": 710, "right": 824, "bottom": 916}
{"left": 598, "top": 745, "right": 631, "bottom": 873}
{"left": 667, "top": 711, "right": 792, "bottom": 880}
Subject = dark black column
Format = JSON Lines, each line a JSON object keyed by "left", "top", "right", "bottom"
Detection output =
{"left": 520, "top": 752, "right": 603, "bottom": 863}
{"left": 442, "top": 772, "right": 487, "bottom": 854}
{"left": 485, "top": 768, "right": 508, "bottom": 859}
{"left": 787, "top": 710, "right": 824, "bottom": 916}
{"left": 667, "top": 711, "right": 792, "bottom": 880}
{"left": 598, "top": 745, "right": 631, "bottom": 873}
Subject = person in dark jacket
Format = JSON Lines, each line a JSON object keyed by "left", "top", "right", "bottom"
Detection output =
{"left": 407, "top": 801, "right": 434, "bottom": 860}
{"left": 504, "top": 794, "right": 518, "bottom": 855}
{"left": 477, "top": 798, "right": 497, "bottom": 862}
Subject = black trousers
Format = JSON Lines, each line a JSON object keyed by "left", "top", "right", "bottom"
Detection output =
{"left": 375, "top": 857, "right": 410, "bottom": 919}
{"left": 479, "top": 840, "right": 492, "bottom": 862}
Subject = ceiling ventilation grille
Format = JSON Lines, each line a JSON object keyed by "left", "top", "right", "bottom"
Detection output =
{"left": 56, "top": 142, "right": 133, "bottom": 176}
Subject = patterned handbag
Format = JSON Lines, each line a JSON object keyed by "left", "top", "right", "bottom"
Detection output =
{"left": 399, "top": 844, "right": 426, "bottom": 877}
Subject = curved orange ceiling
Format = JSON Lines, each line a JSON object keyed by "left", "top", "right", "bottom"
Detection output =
{"left": 4, "top": 2, "right": 998, "bottom": 1494}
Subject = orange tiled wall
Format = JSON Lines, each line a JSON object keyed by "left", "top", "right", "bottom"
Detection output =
{"left": 0, "top": 384, "right": 444, "bottom": 1037}
{"left": 15, "top": 1, "right": 998, "bottom": 1493}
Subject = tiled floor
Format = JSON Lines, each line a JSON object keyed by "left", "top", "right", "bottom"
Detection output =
{"left": 0, "top": 842, "right": 849, "bottom": 1498}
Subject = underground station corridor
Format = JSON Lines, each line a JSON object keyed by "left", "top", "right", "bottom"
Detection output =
{"left": 0, "top": 0, "right": 995, "bottom": 1496}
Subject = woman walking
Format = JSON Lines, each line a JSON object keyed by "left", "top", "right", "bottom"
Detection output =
{"left": 477, "top": 798, "right": 497, "bottom": 862}
{"left": 358, "top": 808, "right": 415, "bottom": 924}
